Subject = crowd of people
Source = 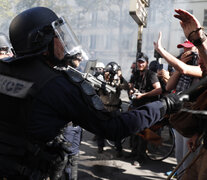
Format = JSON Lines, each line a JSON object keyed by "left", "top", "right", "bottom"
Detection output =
{"left": 0, "top": 5, "right": 207, "bottom": 180}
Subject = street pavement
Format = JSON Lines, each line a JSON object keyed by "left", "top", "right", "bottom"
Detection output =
{"left": 78, "top": 130, "right": 177, "bottom": 180}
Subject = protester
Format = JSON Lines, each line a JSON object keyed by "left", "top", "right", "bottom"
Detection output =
{"left": 130, "top": 61, "right": 136, "bottom": 75}
{"left": 128, "top": 52, "right": 162, "bottom": 165}
{"left": 173, "top": 8, "right": 207, "bottom": 180}
{"left": 154, "top": 33, "right": 202, "bottom": 80}
{"left": 0, "top": 7, "right": 182, "bottom": 179}
{"left": 157, "top": 68, "right": 171, "bottom": 95}
{"left": 154, "top": 32, "right": 203, "bottom": 177}
{"left": 149, "top": 60, "right": 159, "bottom": 73}
{"left": 96, "top": 62, "right": 129, "bottom": 157}
{"left": 174, "top": 9, "right": 207, "bottom": 66}
{"left": 149, "top": 60, "right": 172, "bottom": 96}
{"left": 129, "top": 52, "right": 162, "bottom": 107}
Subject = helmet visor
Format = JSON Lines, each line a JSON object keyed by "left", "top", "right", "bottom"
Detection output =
{"left": 51, "top": 17, "right": 90, "bottom": 61}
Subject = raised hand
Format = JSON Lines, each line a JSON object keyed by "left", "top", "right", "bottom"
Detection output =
{"left": 174, "top": 9, "right": 202, "bottom": 41}
{"left": 153, "top": 32, "right": 163, "bottom": 52}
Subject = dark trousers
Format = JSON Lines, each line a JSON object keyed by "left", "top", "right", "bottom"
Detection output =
{"left": 64, "top": 153, "right": 79, "bottom": 180}
{"left": 130, "top": 134, "right": 147, "bottom": 159}
{"left": 97, "top": 136, "right": 122, "bottom": 151}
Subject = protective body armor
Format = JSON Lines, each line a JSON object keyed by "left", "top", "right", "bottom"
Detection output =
{"left": 0, "top": 55, "right": 106, "bottom": 178}
{"left": 0, "top": 56, "right": 62, "bottom": 178}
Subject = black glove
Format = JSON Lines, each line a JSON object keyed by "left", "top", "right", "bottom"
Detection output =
{"left": 160, "top": 93, "right": 182, "bottom": 114}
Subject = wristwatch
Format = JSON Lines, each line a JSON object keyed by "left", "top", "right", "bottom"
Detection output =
{"left": 189, "top": 28, "right": 207, "bottom": 47}
{"left": 191, "top": 33, "right": 207, "bottom": 47}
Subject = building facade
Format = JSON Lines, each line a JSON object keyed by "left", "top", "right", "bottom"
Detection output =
{"left": 68, "top": 1, "right": 138, "bottom": 80}
{"left": 132, "top": 0, "right": 207, "bottom": 62}
{"left": 170, "top": 0, "right": 207, "bottom": 55}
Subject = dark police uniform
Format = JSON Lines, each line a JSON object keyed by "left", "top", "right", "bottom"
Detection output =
{"left": 62, "top": 123, "right": 82, "bottom": 180}
{"left": 96, "top": 73, "right": 128, "bottom": 154}
{"left": 0, "top": 55, "right": 166, "bottom": 179}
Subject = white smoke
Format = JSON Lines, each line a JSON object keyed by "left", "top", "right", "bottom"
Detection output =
{"left": 1, "top": 0, "right": 204, "bottom": 79}
{"left": 142, "top": 0, "right": 207, "bottom": 64}
{"left": 0, "top": 0, "right": 138, "bottom": 80}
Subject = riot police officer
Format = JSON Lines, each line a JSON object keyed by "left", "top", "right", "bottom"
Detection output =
{"left": 96, "top": 61, "right": 128, "bottom": 156}
{"left": 61, "top": 55, "right": 83, "bottom": 180}
{"left": 0, "top": 7, "right": 181, "bottom": 180}
{"left": 94, "top": 61, "right": 105, "bottom": 81}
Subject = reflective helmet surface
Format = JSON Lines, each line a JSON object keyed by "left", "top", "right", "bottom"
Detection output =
{"left": 9, "top": 7, "right": 58, "bottom": 55}
{"left": 105, "top": 62, "right": 120, "bottom": 74}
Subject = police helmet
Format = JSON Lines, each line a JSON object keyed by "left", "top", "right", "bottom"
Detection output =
{"left": 105, "top": 62, "right": 120, "bottom": 74}
{"left": 96, "top": 62, "right": 105, "bottom": 69}
{"left": 9, "top": 7, "right": 58, "bottom": 56}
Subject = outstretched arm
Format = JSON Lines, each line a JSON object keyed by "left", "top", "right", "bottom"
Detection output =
{"left": 165, "top": 71, "right": 180, "bottom": 92}
{"left": 154, "top": 32, "right": 202, "bottom": 77}
{"left": 174, "top": 9, "right": 207, "bottom": 68}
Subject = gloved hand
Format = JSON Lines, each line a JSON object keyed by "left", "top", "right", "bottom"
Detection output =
{"left": 160, "top": 93, "right": 183, "bottom": 114}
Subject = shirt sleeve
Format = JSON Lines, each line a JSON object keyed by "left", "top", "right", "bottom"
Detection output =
{"left": 29, "top": 76, "right": 164, "bottom": 142}
{"left": 149, "top": 71, "right": 160, "bottom": 84}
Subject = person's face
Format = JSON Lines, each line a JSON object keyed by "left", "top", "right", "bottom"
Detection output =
{"left": 72, "top": 59, "right": 81, "bottom": 68}
{"left": 0, "top": 50, "right": 13, "bottom": 59}
{"left": 96, "top": 67, "right": 104, "bottom": 73}
{"left": 104, "top": 71, "right": 110, "bottom": 81}
{"left": 183, "top": 46, "right": 198, "bottom": 53}
{"left": 131, "top": 63, "right": 136, "bottom": 69}
{"left": 137, "top": 60, "right": 148, "bottom": 71}
{"left": 54, "top": 37, "right": 65, "bottom": 60}
{"left": 117, "top": 70, "right": 122, "bottom": 77}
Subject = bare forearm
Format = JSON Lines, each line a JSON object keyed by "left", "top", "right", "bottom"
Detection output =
{"left": 157, "top": 47, "right": 185, "bottom": 71}
{"left": 154, "top": 31, "right": 202, "bottom": 77}
{"left": 166, "top": 71, "right": 180, "bottom": 92}
{"left": 142, "top": 88, "right": 162, "bottom": 98}
{"left": 197, "top": 40, "right": 207, "bottom": 68}
{"left": 158, "top": 47, "right": 202, "bottom": 77}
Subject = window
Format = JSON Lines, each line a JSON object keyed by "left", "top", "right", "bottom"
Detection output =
{"left": 105, "top": 35, "right": 112, "bottom": 50}
{"left": 90, "top": 35, "right": 96, "bottom": 49}
{"left": 203, "top": 9, "right": 207, "bottom": 27}
{"left": 77, "top": 35, "right": 82, "bottom": 43}
{"left": 91, "top": 12, "right": 97, "bottom": 27}
{"left": 121, "top": 35, "right": 129, "bottom": 49}
{"left": 107, "top": 11, "right": 114, "bottom": 26}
